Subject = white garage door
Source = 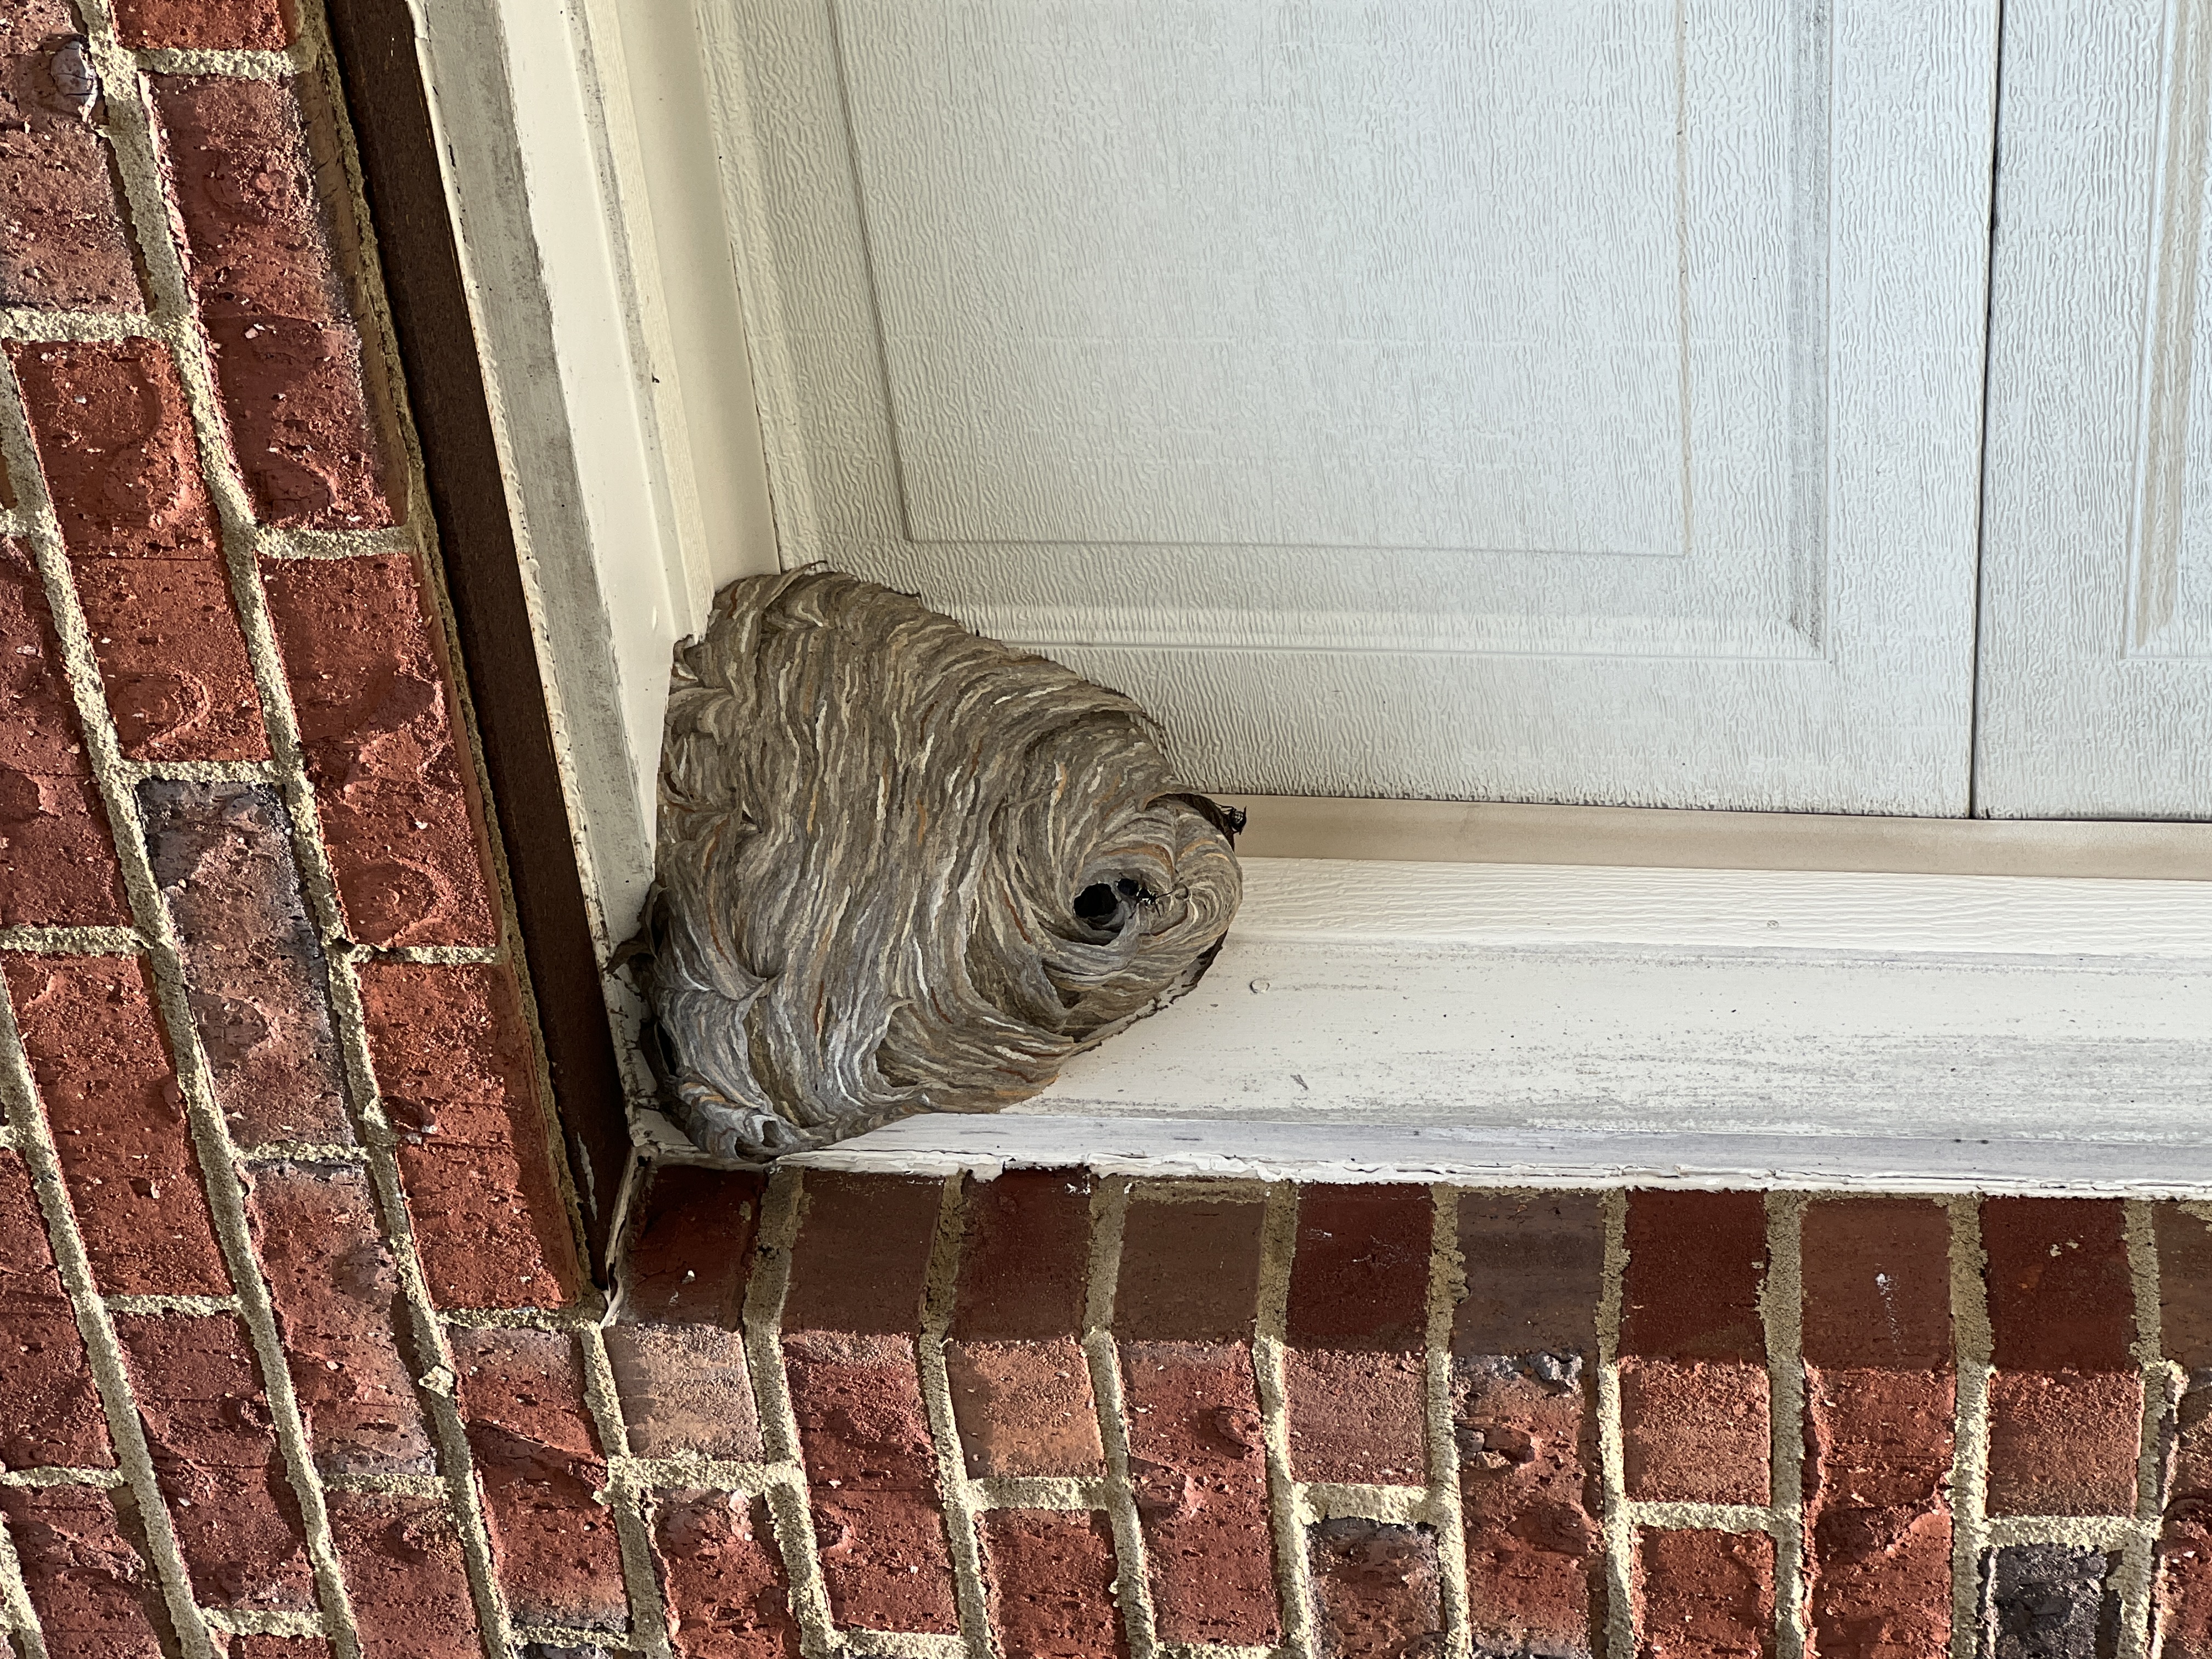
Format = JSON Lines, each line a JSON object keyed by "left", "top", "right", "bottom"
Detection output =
{"left": 1975, "top": 0, "right": 2212, "bottom": 819}
{"left": 697, "top": 0, "right": 2000, "bottom": 814}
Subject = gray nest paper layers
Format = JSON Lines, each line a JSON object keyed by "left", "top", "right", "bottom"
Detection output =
{"left": 636, "top": 569, "right": 1242, "bottom": 1164}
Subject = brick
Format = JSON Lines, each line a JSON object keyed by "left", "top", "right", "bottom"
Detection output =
{"left": 1982, "top": 1544, "right": 2117, "bottom": 1658}
{"left": 652, "top": 1491, "right": 798, "bottom": 1659}
{"left": 2179, "top": 1394, "right": 2212, "bottom": 1523}
{"left": 5, "top": 956, "right": 230, "bottom": 1296}
{"left": 0, "top": 538, "right": 125, "bottom": 926}
{"left": 0, "top": 1147, "right": 110, "bottom": 1469}
{"left": 244, "top": 1160, "right": 430, "bottom": 1474}
{"left": 153, "top": 75, "right": 345, "bottom": 324}
{"left": 2179, "top": 1372, "right": 2212, "bottom": 1500}
{"left": 1980, "top": 1198, "right": 2140, "bottom": 1520}
{"left": 451, "top": 1327, "right": 625, "bottom": 1630}
{"left": 112, "top": 1312, "right": 314, "bottom": 1609}
{"left": 618, "top": 1165, "right": 764, "bottom": 1326}
{"left": 1984, "top": 1370, "right": 2143, "bottom": 1516}
{"left": 358, "top": 962, "right": 580, "bottom": 1308}
{"left": 388, "top": 1132, "right": 569, "bottom": 1310}
{"left": 941, "top": 1172, "right": 1110, "bottom": 1475}
{"left": 605, "top": 1324, "right": 760, "bottom": 1460}
{"left": 783, "top": 1331, "right": 938, "bottom": 1490}
{"left": 781, "top": 1329, "right": 956, "bottom": 1634}
{"left": 142, "top": 781, "right": 352, "bottom": 1147}
{"left": 980, "top": 1509, "right": 1124, "bottom": 1659}
{"left": 1635, "top": 1528, "right": 1773, "bottom": 1658}
{"left": 0, "top": 767, "right": 123, "bottom": 927}
{"left": 207, "top": 315, "right": 393, "bottom": 528}
{"left": 1451, "top": 1195, "right": 1602, "bottom": 1654}
{"left": 945, "top": 1335, "right": 1102, "bottom": 1477}
{"left": 811, "top": 1486, "right": 958, "bottom": 1637}
{"left": 1798, "top": 1198, "right": 1955, "bottom": 1658}
{"left": 262, "top": 557, "right": 495, "bottom": 946}
{"left": 1620, "top": 1358, "right": 1769, "bottom": 1505}
{"left": 1449, "top": 1195, "right": 1601, "bottom": 1652}
{"left": 2162, "top": 1210, "right": 2212, "bottom": 1568}
{"left": 325, "top": 1489, "right": 484, "bottom": 1659}
{"left": 2158, "top": 1506, "right": 2212, "bottom": 1654}
{"left": 1982, "top": 1198, "right": 2134, "bottom": 1374}
{"left": 70, "top": 555, "right": 268, "bottom": 760}
{"left": 1455, "top": 1192, "right": 1602, "bottom": 1357}
{"left": 951, "top": 1170, "right": 1094, "bottom": 1341}
{"left": 1285, "top": 1186, "right": 1431, "bottom": 1487}
{"left": 1803, "top": 1369, "right": 1953, "bottom": 1659}
{"left": 0, "top": 4, "right": 142, "bottom": 311}
{"left": 1622, "top": 1189, "right": 1768, "bottom": 1362}
{"left": 783, "top": 1170, "right": 942, "bottom": 1334}
{"left": 1111, "top": 1194, "right": 1273, "bottom": 1642}
{"left": 10, "top": 340, "right": 267, "bottom": 761}
{"left": 1284, "top": 1345, "right": 1428, "bottom": 1485}
{"left": 1113, "top": 1193, "right": 1264, "bottom": 1341}
{"left": 112, "top": 0, "right": 292, "bottom": 50}
{"left": 151, "top": 70, "right": 398, "bottom": 530}
{"left": 1118, "top": 1340, "right": 1276, "bottom": 1647}
{"left": 1617, "top": 1193, "right": 1769, "bottom": 1516}
{"left": 0, "top": 540, "right": 81, "bottom": 746}
{"left": 2174, "top": 1210, "right": 2212, "bottom": 1514}
{"left": 0, "top": 1483, "right": 171, "bottom": 1659}
{"left": 1453, "top": 1358, "right": 1598, "bottom": 1655}
{"left": 1807, "top": 1512, "right": 1950, "bottom": 1659}
{"left": 1801, "top": 1197, "right": 1953, "bottom": 1368}
{"left": 9, "top": 340, "right": 218, "bottom": 560}
{"left": 1286, "top": 1184, "right": 1432, "bottom": 1350}
{"left": 1306, "top": 1517, "right": 1442, "bottom": 1659}
{"left": 2158, "top": 1206, "right": 2212, "bottom": 1369}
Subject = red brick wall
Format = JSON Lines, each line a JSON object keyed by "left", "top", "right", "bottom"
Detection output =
{"left": 4, "top": 2, "right": 2212, "bottom": 1657}
{"left": 600, "top": 1171, "right": 2200, "bottom": 1658}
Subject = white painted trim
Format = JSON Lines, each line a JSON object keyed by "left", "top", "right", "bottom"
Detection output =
{"left": 412, "top": 0, "right": 777, "bottom": 958}
{"left": 1009, "top": 857, "right": 2212, "bottom": 1189}
{"left": 794, "top": 1115, "right": 2212, "bottom": 1199}
{"left": 574, "top": 0, "right": 779, "bottom": 619}
{"left": 412, "top": 0, "right": 654, "bottom": 952}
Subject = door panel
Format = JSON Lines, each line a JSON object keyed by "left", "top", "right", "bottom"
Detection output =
{"left": 699, "top": 0, "right": 1996, "bottom": 810}
{"left": 1977, "top": 0, "right": 2212, "bottom": 818}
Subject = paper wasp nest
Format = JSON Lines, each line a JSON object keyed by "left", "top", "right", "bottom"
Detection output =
{"left": 637, "top": 570, "right": 1243, "bottom": 1163}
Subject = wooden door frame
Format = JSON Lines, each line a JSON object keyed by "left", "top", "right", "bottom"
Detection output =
{"left": 321, "top": 0, "right": 634, "bottom": 1269}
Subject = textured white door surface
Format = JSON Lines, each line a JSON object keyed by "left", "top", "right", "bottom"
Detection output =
{"left": 700, "top": 0, "right": 1998, "bottom": 811}
{"left": 1976, "top": 0, "right": 2212, "bottom": 818}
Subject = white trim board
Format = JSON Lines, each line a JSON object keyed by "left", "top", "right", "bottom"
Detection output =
{"left": 672, "top": 855, "right": 2212, "bottom": 1190}
{"left": 416, "top": 0, "right": 778, "bottom": 962}
{"left": 796, "top": 1116, "right": 2212, "bottom": 1199}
